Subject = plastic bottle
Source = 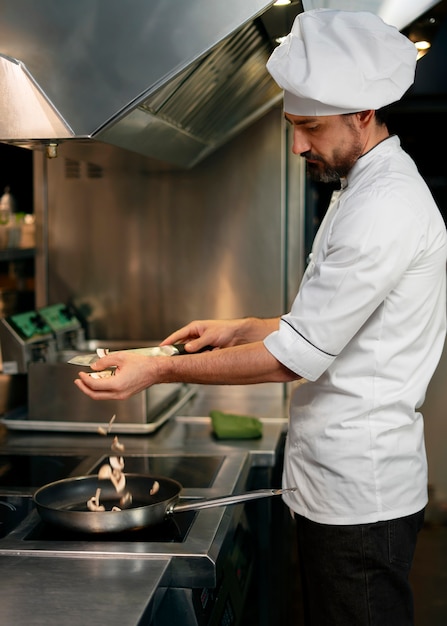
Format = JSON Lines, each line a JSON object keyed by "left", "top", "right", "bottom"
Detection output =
{"left": 0, "top": 186, "right": 14, "bottom": 225}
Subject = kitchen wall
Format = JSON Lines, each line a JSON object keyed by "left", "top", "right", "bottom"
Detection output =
{"left": 420, "top": 342, "right": 447, "bottom": 508}
{"left": 33, "top": 107, "right": 305, "bottom": 340}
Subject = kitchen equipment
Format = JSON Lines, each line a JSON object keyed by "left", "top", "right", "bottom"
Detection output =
{"left": 25, "top": 360, "right": 191, "bottom": 432}
{"left": 0, "top": 452, "right": 87, "bottom": 488}
{"left": 0, "top": 304, "right": 193, "bottom": 432}
{"left": 33, "top": 473, "right": 295, "bottom": 533}
{"left": 0, "top": 303, "right": 83, "bottom": 374}
{"left": 0, "top": 437, "right": 286, "bottom": 625}
{"left": 0, "top": 0, "right": 287, "bottom": 167}
{"left": 0, "top": 494, "right": 34, "bottom": 538}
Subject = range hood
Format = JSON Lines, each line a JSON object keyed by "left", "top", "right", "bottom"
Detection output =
{"left": 0, "top": 0, "right": 441, "bottom": 168}
{"left": 0, "top": 0, "right": 304, "bottom": 168}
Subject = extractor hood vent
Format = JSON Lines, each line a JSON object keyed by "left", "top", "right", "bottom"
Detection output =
{"left": 97, "top": 18, "right": 283, "bottom": 168}
{"left": 0, "top": 0, "right": 292, "bottom": 169}
{"left": 0, "top": 1, "right": 441, "bottom": 167}
{"left": 97, "top": 20, "right": 282, "bottom": 167}
{"left": 140, "top": 21, "right": 281, "bottom": 145}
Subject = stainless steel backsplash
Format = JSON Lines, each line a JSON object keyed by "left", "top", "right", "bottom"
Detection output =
{"left": 33, "top": 108, "right": 305, "bottom": 340}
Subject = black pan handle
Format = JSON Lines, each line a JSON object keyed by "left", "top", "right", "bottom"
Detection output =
{"left": 173, "top": 344, "right": 215, "bottom": 355}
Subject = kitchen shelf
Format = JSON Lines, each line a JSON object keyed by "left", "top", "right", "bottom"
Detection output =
{"left": 0, "top": 248, "right": 35, "bottom": 262}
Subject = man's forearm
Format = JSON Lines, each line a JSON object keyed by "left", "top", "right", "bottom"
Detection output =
{"left": 158, "top": 339, "right": 298, "bottom": 385}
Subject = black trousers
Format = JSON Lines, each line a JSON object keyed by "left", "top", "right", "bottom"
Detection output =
{"left": 294, "top": 508, "right": 425, "bottom": 626}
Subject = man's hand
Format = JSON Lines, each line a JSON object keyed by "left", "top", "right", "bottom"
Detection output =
{"left": 74, "top": 351, "right": 163, "bottom": 400}
{"left": 161, "top": 317, "right": 280, "bottom": 353}
{"left": 74, "top": 338, "right": 299, "bottom": 401}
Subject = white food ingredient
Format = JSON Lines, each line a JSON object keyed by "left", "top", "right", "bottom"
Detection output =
{"left": 98, "top": 464, "right": 112, "bottom": 479}
{"left": 96, "top": 348, "right": 110, "bottom": 358}
{"left": 89, "top": 369, "right": 114, "bottom": 379}
{"left": 89, "top": 414, "right": 135, "bottom": 514}
{"left": 119, "top": 492, "right": 133, "bottom": 508}
{"left": 111, "top": 436, "right": 125, "bottom": 452}
{"left": 111, "top": 468, "right": 126, "bottom": 493}
{"left": 150, "top": 480, "right": 160, "bottom": 496}
{"left": 97, "top": 414, "right": 116, "bottom": 436}
{"left": 109, "top": 456, "right": 124, "bottom": 471}
{"left": 87, "top": 488, "right": 105, "bottom": 512}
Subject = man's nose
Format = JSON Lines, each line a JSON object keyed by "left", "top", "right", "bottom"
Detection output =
{"left": 292, "top": 129, "right": 310, "bottom": 155}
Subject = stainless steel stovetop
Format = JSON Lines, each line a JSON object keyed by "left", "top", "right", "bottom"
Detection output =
{"left": 0, "top": 450, "right": 250, "bottom": 588}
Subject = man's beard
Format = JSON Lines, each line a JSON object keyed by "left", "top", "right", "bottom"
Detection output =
{"left": 306, "top": 159, "right": 343, "bottom": 183}
{"left": 303, "top": 138, "right": 363, "bottom": 183}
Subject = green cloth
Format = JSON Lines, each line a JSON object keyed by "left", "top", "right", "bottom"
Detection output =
{"left": 210, "top": 410, "right": 263, "bottom": 440}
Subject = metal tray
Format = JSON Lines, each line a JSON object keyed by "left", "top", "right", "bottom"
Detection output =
{"left": 0, "top": 386, "right": 197, "bottom": 434}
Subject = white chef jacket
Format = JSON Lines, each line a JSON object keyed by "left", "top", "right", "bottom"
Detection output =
{"left": 264, "top": 136, "right": 447, "bottom": 525}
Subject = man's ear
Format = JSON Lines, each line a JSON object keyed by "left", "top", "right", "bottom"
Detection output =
{"left": 356, "top": 110, "right": 375, "bottom": 126}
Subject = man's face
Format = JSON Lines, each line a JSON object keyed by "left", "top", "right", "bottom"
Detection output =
{"left": 285, "top": 112, "right": 364, "bottom": 183}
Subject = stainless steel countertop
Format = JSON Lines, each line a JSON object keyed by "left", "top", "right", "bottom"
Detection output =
{"left": 0, "top": 384, "right": 288, "bottom": 626}
{"left": 0, "top": 383, "right": 289, "bottom": 464}
{"left": 0, "top": 556, "right": 171, "bottom": 626}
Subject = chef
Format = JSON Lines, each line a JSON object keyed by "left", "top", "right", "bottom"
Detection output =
{"left": 76, "top": 10, "right": 447, "bottom": 625}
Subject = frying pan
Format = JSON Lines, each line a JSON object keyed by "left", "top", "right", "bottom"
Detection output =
{"left": 33, "top": 474, "right": 296, "bottom": 533}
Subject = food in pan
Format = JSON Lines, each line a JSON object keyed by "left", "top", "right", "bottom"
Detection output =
{"left": 87, "top": 488, "right": 105, "bottom": 512}
{"left": 89, "top": 413, "right": 157, "bottom": 512}
{"left": 150, "top": 480, "right": 160, "bottom": 496}
{"left": 90, "top": 426, "right": 130, "bottom": 510}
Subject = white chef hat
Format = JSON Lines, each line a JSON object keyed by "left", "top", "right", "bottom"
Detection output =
{"left": 266, "top": 9, "right": 417, "bottom": 116}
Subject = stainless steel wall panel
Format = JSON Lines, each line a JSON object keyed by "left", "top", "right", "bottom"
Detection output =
{"left": 34, "top": 109, "right": 295, "bottom": 340}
